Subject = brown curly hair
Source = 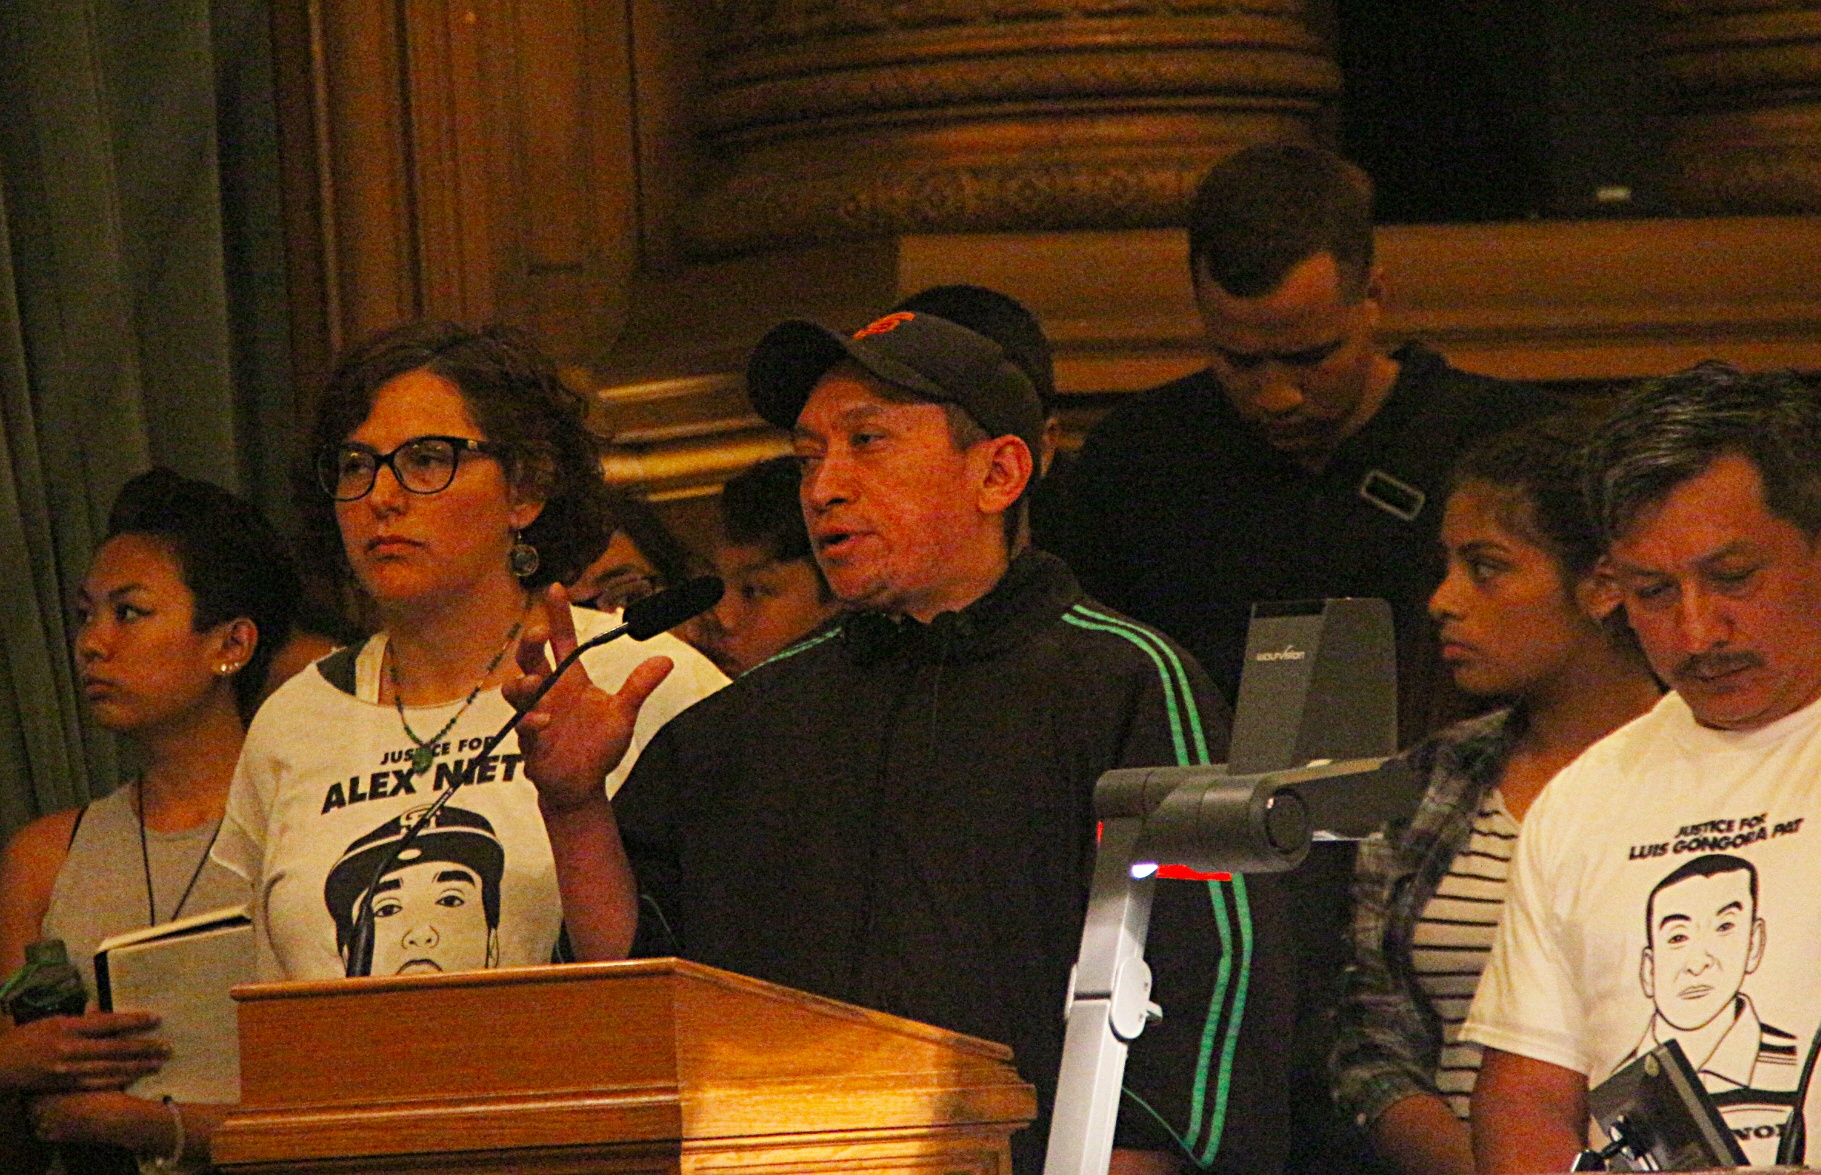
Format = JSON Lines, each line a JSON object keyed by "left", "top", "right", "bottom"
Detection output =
{"left": 298, "top": 321, "right": 608, "bottom": 592}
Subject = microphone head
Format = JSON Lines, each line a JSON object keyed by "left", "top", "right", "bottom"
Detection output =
{"left": 625, "top": 576, "right": 724, "bottom": 640}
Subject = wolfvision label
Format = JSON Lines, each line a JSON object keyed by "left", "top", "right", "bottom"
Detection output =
{"left": 1254, "top": 646, "right": 1306, "bottom": 662}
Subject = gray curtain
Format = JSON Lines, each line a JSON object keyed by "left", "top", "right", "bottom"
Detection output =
{"left": 0, "top": 0, "right": 290, "bottom": 836}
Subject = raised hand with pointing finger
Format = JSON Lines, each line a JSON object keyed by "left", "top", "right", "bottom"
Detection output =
{"left": 505, "top": 583, "right": 674, "bottom": 960}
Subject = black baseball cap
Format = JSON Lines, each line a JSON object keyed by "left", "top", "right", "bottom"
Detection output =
{"left": 891, "top": 284, "right": 1057, "bottom": 411}
{"left": 746, "top": 311, "right": 1045, "bottom": 459}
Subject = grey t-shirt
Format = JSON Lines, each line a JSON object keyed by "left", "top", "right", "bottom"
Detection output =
{"left": 41, "top": 783, "right": 248, "bottom": 1002}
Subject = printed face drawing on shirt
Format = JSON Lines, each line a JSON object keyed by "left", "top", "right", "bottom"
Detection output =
{"left": 1614, "top": 817, "right": 1814, "bottom": 1162}
{"left": 1616, "top": 855, "right": 1804, "bottom": 1146}
{"left": 324, "top": 805, "right": 504, "bottom": 976}
{"left": 1639, "top": 855, "right": 1766, "bottom": 1039}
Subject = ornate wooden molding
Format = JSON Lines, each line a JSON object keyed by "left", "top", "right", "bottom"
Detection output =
{"left": 702, "top": 20, "right": 1334, "bottom": 132}
{"left": 682, "top": 139, "right": 1284, "bottom": 255}
{"left": 905, "top": 218, "right": 1821, "bottom": 389}
{"left": 594, "top": 373, "right": 789, "bottom": 502}
{"left": 681, "top": 7, "right": 1338, "bottom": 255}
{"left": 705, "top": 1, "right": 1313, "bottom": 52}
{"left": 1651, "top": 2, "right": 1821, "bottom": 212}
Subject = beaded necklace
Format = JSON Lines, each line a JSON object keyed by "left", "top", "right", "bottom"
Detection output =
{"left": 388, "top": 605, "right": 525, "bottom": 774}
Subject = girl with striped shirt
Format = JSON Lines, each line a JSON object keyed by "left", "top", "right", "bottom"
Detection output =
{"left": 1331, "top": 414, "right": 1661, "bottom": 1175}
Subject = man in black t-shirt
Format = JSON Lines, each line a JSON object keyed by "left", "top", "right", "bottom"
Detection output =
{"left": 1052, "top": 144, "right": 1563, "bottom": 1175}
{"left": 1055, "top": 143, "right": 1561, "bottom": 740}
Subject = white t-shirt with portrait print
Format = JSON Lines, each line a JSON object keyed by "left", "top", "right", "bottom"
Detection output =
{"left": 213, "top": 605, "right": 726, "bottom": 983}
{"left": 1462, "top": 689, "right": 1821, "bottom": 1165}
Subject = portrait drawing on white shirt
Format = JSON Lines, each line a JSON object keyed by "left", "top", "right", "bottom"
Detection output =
{"left": 1616, "top": 854, "right": 1800, "bottom": 1111}
{"left": 324, "top": 804, "right": 505, "bottom": 976}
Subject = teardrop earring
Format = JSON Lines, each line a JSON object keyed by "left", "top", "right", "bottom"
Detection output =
{"left": 508, "top": 533, "right": 540, "bottom": 579}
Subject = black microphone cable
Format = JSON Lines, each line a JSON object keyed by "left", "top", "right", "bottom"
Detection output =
{"left": 344, "top": 577, "right": 723, "bottom": 977}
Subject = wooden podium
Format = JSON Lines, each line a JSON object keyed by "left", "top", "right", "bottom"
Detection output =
{"left": 211, "top": 958, "right": 1037, "bottom": 1174}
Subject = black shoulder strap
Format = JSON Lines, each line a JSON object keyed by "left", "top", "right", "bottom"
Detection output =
{"left": 67, "top": 803, "right": 89, "bottom": 848}
{"left": 316, "top": 642, "right": 363, "bottom": 696}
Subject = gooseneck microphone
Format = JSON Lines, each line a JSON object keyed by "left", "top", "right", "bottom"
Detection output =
{"left": 619, "top": 575, "right": 724, "bottom": 641}
{"left": 344, "top": 576, "right": 724, "bottom": 977}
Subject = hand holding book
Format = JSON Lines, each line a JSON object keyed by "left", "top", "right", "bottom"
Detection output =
{"left": 94, "top": 904, "right": 251, "bottom": 1104}
{"left": 0, "top": 1012, "right": 166, "bottom": 1092}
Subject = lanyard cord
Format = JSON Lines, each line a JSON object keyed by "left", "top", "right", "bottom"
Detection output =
{"left": 136, "top": 779, "right": 222, "bottom": 927}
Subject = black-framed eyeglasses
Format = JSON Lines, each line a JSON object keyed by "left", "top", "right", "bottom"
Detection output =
{"left": 316, "top": 435, "right": 505, "bottom": 501}
{"left": 581, "top": 571, "right": 664, "bottom": 611}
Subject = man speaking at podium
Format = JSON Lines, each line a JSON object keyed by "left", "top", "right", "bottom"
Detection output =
{"left": 504, "top": 310, "right": 1252, "bottom": 1175}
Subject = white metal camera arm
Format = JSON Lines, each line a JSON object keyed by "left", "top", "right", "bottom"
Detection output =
{"left": 1043, "top": 758, "right": 1408, "bottom": 1175}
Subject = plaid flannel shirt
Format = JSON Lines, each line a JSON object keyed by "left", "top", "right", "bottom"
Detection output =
{"left": 1329, "top": 707, "right": 1521, "bottom": 1128}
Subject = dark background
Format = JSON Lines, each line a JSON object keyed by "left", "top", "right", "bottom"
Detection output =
{"left": 1335, "top": 0, "right": 1666, "bottom": 223}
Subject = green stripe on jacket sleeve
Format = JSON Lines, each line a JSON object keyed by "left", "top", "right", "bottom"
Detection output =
{"left": 1061, "top": 605, "right": 1252, "bottom": 1168}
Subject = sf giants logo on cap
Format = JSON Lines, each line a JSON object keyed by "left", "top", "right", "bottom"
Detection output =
{"left": 853, "top": 312, "right": 914, "bottom": 340}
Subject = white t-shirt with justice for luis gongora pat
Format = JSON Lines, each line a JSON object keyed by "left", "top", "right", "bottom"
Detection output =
{"left": 1462, "top": 690, "right": 1821, "bottom": 1166}
{"left": 212, "top": 605, "right": 726, "bottom": 983}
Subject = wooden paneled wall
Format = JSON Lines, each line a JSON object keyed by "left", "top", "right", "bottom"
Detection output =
{"left": 268, "top": 1, "right": 1821, "bottom": 541}
{"left": 271, "top": 0, "right": 642, "bottom": 408}
{"left": 594, "top": 218, "right": 1821, "bottom": 509}
{"left": 1652, "top": 1, "right": 1821, "bottom": 214}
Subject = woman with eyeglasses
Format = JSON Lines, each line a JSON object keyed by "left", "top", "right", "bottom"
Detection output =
{"left": 0, "top": 469, "right": 299, "bottom": 1173}
{"left": 213, "top": 321, "right": 725, "bottom": 982}
{"left": 566, "top": 485, "right": 698, "bottom": 613}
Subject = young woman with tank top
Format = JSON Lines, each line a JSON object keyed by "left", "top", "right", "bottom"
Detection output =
{"left": 0, "top": 469, "right": 300, "bottom": 1173}
{"left": 1330, "top": 413, "right": 1666, "bottom": 1175}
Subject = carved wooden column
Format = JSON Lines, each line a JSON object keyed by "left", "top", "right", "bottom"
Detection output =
{"left": 1652, "top": 1, "right": 1821, "bottom": 212}
{"left": 682, "top": 1, "right": 1341, "bottom": 255}
{"left": 270, "top": 0, "right": 642, "bottom": 400}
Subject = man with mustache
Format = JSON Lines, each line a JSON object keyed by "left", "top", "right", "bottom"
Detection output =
{"left": 1461, "top": 365, "right": 1821, "bottom": 1170}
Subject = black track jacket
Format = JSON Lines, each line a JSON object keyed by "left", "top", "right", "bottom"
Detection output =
{"left": 615, "top": 551, "right": 1283, "bottom": 1175}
